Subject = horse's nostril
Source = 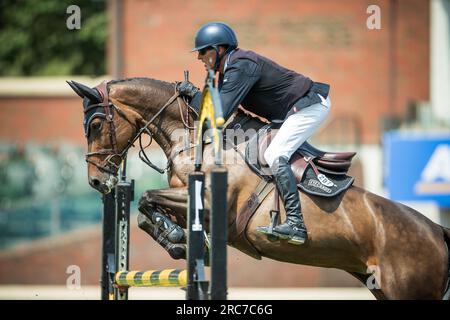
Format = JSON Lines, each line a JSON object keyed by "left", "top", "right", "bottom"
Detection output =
{"left": 91, "top": 178, "right": 101, "bottom": 187}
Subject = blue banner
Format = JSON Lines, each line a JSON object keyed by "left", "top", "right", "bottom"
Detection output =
{"left": 384, "top": 131, "right": 450, "bottom": 208}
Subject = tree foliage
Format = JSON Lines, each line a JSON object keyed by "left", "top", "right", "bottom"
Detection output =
{"left": 0, "top": 0, "right": 106, "bottom": 76}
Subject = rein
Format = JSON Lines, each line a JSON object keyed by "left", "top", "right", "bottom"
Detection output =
{"left": 85, "top": 80, "right": 196, "bottom": 175}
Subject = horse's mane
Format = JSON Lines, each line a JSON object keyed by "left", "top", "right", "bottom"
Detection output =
{"left": 107, "top": 77, "right": 175, "bottom": 110}
{"left": 108, "top": 77, "right": 174, "bottom": 91}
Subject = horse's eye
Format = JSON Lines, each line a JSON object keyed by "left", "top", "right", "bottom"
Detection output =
{"left": 91, "top": 121, "right": 102, "bottom": 132}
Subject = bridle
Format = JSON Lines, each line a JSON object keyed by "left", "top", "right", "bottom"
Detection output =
{"left": 84, "top": 80, "right": 197, "bottom": 175}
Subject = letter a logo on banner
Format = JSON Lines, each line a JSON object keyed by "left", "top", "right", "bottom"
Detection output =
{"left": 415, "top": 144, "right": 450, "bottom": 194}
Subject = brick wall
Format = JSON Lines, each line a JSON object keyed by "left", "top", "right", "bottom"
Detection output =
{"left": 0, "top": 96, "right": 84, "bottom": 144}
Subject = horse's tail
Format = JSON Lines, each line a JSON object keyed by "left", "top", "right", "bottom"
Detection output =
{"left": 442, "top": 226, "right": 450, "bottom": 300}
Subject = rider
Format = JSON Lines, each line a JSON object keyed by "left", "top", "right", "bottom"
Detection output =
{"left": 177, "top": 22, "right": 331, "bottom": 245}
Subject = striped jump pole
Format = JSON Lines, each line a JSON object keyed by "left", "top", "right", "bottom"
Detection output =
{"left": 115, "top": 269, "right": 187, "bottom": 287}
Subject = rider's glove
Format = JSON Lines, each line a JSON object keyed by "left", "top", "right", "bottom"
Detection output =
{"left": 176, "top": 80, "right": 200, "bottom": 99}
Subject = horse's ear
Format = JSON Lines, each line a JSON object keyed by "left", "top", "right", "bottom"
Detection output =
{"left": 69, "top": 80, "right": 102, "bottom": 103}
{"left": 66, "top": 80, "right": 84, "bottom": 98}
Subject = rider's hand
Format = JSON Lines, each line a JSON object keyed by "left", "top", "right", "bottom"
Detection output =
{"left": 176, "top": 80, "right": 200, "bottom": 99}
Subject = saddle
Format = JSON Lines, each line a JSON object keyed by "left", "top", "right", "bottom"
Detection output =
{"left": 245, "top": 124, "right": 356, "bottom": 186}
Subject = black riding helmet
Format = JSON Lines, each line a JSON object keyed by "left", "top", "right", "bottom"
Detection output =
{"left": 191, "top": 22, "right": 238, "bottom": 72}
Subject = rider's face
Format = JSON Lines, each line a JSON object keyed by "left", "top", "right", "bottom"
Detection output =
{"left": 197, "top": 47, "right": 216, "bottom": 70}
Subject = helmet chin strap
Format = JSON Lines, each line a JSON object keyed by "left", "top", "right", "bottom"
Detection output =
{"left": 209, "top": 45, "right": 236, "bottom": 72}
{"left": 212, "top": 45, "right": 230, "bottom": 72}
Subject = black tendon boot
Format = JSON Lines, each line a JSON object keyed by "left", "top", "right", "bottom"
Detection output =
{"left": 270, "top": 156, "right": 308, "bottom": 245}
{"left": 137, "top": 213, "right": 186, "bottom": 260}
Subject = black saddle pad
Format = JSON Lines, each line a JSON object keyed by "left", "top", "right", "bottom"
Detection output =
{"left": 298, "top": 165, "right": 354, "bottom": 197}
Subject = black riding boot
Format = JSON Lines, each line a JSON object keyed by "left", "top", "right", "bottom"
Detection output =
{"left": 271, "top": 156, "right": 308, "bottom": 245}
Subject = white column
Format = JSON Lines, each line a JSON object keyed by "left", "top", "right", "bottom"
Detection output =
{"left": 430, "top": 0, "right": 450, "bottom": 125}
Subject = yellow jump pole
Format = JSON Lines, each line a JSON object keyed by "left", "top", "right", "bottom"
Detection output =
{"left": 115, "top": 269, "right": 187, "bottom": 287}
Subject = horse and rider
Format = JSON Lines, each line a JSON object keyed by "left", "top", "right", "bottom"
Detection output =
{"left": 68, "top": 22, "right": 450, "bottom": 299}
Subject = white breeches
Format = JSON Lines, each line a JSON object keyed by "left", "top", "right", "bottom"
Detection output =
{"left": 264, "top": 94, "right": 331, "bottom": 168}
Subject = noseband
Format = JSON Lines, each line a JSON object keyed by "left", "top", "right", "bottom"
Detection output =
{"left": 84, "top": 80, "right": 195, "bottom": 175}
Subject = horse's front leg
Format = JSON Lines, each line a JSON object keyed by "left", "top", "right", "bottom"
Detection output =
{"left": 137, "top": 187, "right": 189, "bottom": 260}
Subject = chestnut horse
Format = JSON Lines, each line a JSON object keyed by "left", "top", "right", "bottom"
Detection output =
{"left": 68, "top": 77, "right": 450, "bottom": 300}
